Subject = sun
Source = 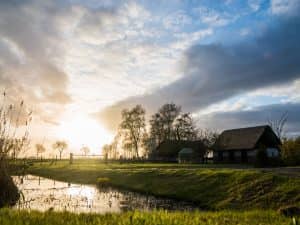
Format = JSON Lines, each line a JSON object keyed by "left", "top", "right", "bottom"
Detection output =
{"left": 57, "top": 114, "right": 113, "bottom": 154}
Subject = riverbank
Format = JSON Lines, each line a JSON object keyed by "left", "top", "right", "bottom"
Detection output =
{"left": 0, "top": 208, "right": 296, "bottom": 225}
{"left": 28, "top": 160, "right": 300, "bottom": 210}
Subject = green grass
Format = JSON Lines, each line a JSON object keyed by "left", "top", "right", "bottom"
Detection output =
{"left": 0, "top": 209, "right": 297, "bottom": 225}
{"left": 27, "top": 160, "right": 300, "bottom": 210}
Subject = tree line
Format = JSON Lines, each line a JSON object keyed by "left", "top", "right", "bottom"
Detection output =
{"left": 102, "top": 103, "right": 218, "bottom": 159}
{"left": 35, "top": 141, "right": 68, "bottom": 160}
{"left": 35, "top": 142, "right": 91, "bottom": 159}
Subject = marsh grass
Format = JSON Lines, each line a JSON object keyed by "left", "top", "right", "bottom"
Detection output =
{"left": 0, "top": 209, "right": 297, "bottom": 225}
{"left": 96, "top": 177, "right": 111, "bottom": 188}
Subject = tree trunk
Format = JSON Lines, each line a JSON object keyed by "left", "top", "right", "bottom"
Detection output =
{"left": 134, "top": 143, "right": 139, "bottom": 159}
{"left": 59, "top": 151, "right": 62, "bottom": 160}
{"left": 0, "top": 158, "right": 19, "bottom": 207}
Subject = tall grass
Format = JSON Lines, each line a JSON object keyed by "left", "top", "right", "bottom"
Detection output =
{"left": 0, "top": 209, "right": 297, "bottom": 225}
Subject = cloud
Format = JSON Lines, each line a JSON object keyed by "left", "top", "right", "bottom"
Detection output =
{"left": 248, "top": 0, "right": 263, "bottom": 12}
{"left": 198, "top": 102, "right": 300, "bottom": 136}
{"left": 0, "top": 0, "right": 72, "bottom": 125}
{"left": 171, "top": 29, "right": 213, "bottom": 50}
{"left": 98, "top": 12, "right": 300, "bottom": 131}
{"left": 194, "top": 6, "right": 234, "bottom": 27}
{"left": 271, "top": 0, "right": 300, "bottom": 17}
{"left": 163, "top": 10, "right": 192, "bottom": 31}
{"left": 239, "top": 28, "right": 251, "bottom": 36}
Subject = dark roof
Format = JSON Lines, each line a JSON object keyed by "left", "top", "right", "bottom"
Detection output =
{"left": 178, "top": 148, "right": 194, "bottom": 155}
{"left": 214, "top": 125, "right": 281, "bottom": 151}
{"left": 154, "top": 140, "right": 206, "bottom": 158}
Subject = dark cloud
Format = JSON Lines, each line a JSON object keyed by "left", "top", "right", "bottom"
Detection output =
{"left": 98, "top": 11, "right": 300, "bottom": 131}
{"left": 198, "top": 102, "right": 300, "bottom": 137}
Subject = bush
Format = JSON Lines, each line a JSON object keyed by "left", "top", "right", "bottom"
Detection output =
{"left": 281, "top": 138, "right": 300, "bottom": 166}
{"left": 278, "top": 205, "right": 300, "bottom": 217}
{"left": 0, "top": 161, "right": 19, "bottom": 207}
{"left": 97, "top": 177, "right": 111, "bottom": 188}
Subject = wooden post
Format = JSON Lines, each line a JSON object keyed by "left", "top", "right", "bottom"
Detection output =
{"left": 104, "top": 153, "right": 108, "bottom": 164}
{"left": 70, "top": 153, "right": 73, "bottom": 164}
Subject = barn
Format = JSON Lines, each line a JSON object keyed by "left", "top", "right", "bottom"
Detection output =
{"left": 151, "top": 140, "right": 207, "bottom": 163}
{"left": 213, "top": 125, "right": 281, "bottom": 163}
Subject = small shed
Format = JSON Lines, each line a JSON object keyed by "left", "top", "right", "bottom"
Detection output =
{"left": 151, "top": 140, "right": 207, "bottom": 162}
{"left": 178, "top": 148, "right": 195, "bottom": 163}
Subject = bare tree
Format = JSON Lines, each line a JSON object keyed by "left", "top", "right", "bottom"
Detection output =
{"left": 142, "top": 132, "right": 156, "bottom": 157}
{"left": 268, "top": 111, "right": 288, "bottom": 141}
{"left": 102, "top": 144, "right": 112, "bottom": 159}
{"left": 80, "top": 146, "right": 90, "bottom": 156}
{"left": 149, "top": 103, "right": 181, "bottom": 147}
{"left": 158, "top": 103, "right": 181, "bottom": 140}
{"left": 111, "top": 132, "right": 121, "bottom": 159}
{"left": 173, "top": 113, "right": 198, "bottom": 141}
{"left": 120, "top": 105, "right": 146, "bottom": 158}
{"left": 102, "top": 131, "right": 122, "bottom": 159}
{"left": 149, "top": 113, "right": 164, "bottom": 147}
{"left": 52, "top": 141, "right": 68, "bottom": 160}
{"left": 198, "top": 129, "right": 219, "bottom": 148}
{"left": 35, "top": 143, "right": 46, "bottom": 159}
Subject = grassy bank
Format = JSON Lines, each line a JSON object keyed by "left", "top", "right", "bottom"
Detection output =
{"left": 28, "top": 161, "right": 300, "bottom": 210}
{"left": 0, "top": 209, "right": 297, "bottom": 225}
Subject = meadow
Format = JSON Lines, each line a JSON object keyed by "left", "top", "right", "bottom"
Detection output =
{"left": 27, "top": 160, "right": 300, "bottom": 210}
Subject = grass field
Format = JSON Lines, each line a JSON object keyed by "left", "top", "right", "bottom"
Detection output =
{"left": 1, "top": 208, "right": 297, "bottom": 225}
{"left": 27, "top": 160, "right": 300, "bottom": 210}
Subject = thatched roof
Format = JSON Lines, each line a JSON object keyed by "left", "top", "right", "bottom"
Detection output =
{"left": 154, "top": 140, "right": 206, "bottom": 158}
{"left": 214, "top": 125, "right": 280, "bottom": 151}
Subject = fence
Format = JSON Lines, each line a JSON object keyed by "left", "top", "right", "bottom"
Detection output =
{"left": 69, "top": 153, "right": 105, "bottom": 164}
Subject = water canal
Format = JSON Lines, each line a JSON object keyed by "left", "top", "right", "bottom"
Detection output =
{"left": 13, "top": 175, "right": 198, "bottom": 213}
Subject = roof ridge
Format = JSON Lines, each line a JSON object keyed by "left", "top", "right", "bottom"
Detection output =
{"left": 215, "top": 125, "right": 278, "bottom": 151}
{"left": 222, "top": 125, "right": 269, "bottom": 133}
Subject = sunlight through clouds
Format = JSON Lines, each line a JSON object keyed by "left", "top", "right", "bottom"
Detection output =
{"left": 1, "top": 0, "right": 300, "bottom": 155}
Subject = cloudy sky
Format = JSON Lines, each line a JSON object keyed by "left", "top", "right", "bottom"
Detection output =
{"left": 1, "top": 0, "right": 300, "bottom": 155}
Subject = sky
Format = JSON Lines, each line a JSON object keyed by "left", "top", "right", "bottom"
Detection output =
{"left": 0, "top": 0, "right": 300, "bottom": 156}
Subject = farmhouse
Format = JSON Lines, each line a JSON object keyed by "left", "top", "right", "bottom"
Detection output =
{"left": 213, "top": 125, "right": 281, "bottom": 163}
{"left": 151, "top": 140, "right": 206, "bottom": 163}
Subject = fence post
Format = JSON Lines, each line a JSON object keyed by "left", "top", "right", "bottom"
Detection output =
{"left": 70, "top": 153, "right": 73, "bottom": 164}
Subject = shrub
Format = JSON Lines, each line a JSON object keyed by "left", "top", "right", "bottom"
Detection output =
{"left": 0, "top": 92, "right": 31, "bottom": 207}
{"left": 281, "top": 138, "right": 300, "bottom": 166}
{"left": 0, "top": 160, "right": 19, "bottom": 207}
{"left": 278, "top": 205, "right": 300, "bottom": 217}
{"left": 97, "top": 177, "right": 111, "bottom": 188}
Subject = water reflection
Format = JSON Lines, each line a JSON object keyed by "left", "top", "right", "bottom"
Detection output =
{"left": 13, "top": 175, "right": 197, "bottom": 213}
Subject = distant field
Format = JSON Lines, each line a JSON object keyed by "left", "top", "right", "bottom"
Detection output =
{"left": 1, "top": 209, "right": 297, "bottom": 225}
{"left": 27, "top": 160, "right": 300, "bottom": 210}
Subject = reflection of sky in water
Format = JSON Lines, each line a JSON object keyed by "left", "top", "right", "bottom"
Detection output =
{"left": 13, "top": 175, "right": 197, "bottom": 213}
{"left": 67, "top": 186, "right": 95, "bottom": 207}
